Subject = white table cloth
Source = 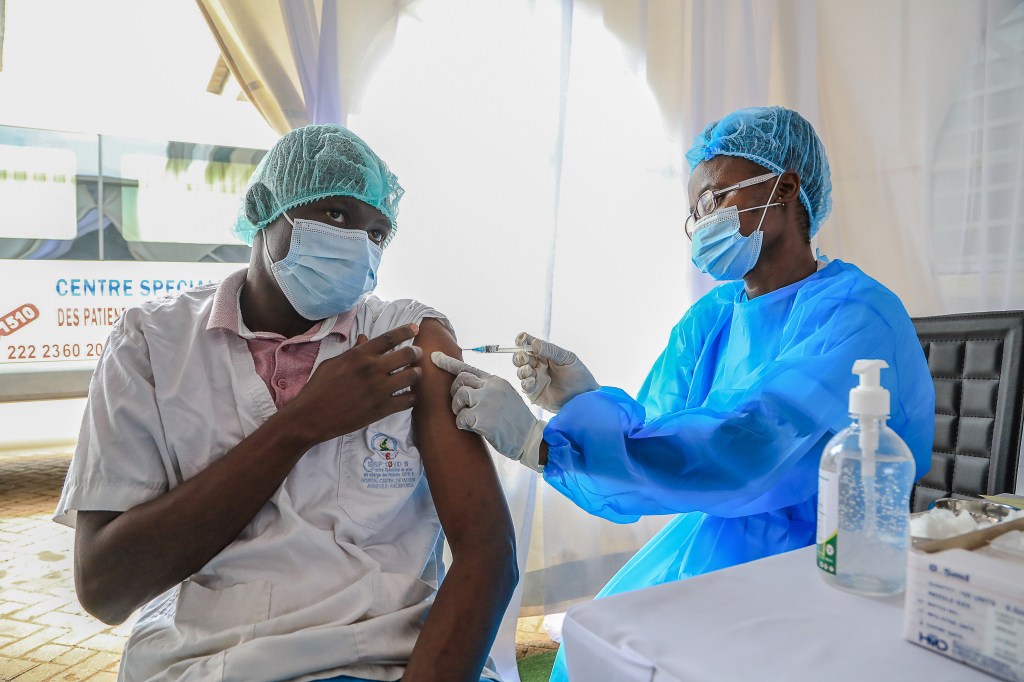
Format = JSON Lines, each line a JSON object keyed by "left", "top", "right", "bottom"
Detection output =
{"left": 562, "top": 545, "right": 992, "bottom": 681}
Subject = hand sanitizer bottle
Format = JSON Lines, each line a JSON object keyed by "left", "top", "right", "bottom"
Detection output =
{"left": 816, "top": 359, "right": 916, "bottom": 595}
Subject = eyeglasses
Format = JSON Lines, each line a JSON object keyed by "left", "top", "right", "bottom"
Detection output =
{"left": 685, "top": 172, "right": 777, "bottom": 240}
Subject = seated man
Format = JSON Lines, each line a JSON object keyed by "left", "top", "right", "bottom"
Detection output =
{"left": 54, "top": 124, "right": 517, "bottom": 682}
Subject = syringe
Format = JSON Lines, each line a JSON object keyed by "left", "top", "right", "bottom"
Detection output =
{"left": 464, "top": 345, "right": 532, "bottom": 354}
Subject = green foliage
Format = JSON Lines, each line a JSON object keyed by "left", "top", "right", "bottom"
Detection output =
{"left": 517, "top": 650, "right": 557, "bottom": 682}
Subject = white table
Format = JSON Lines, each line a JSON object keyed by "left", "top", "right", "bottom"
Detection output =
{"left": 562, "top": 546, "right": 993, "bottom": 681}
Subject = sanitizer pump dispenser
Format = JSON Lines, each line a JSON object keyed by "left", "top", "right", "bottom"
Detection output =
{"left": 816, "top": 359, "right": 916, "bottom": 595}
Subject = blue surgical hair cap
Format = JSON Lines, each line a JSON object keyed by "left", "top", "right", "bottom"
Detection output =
{"left": 685, "top": 106, "right": 832, "bottom": 237}
{"left": 234, "top": 123, "right": 404, "bottom": 247}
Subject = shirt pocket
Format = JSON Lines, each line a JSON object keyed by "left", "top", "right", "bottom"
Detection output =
{"left": 124, "top": 579, "right": 273, "bottom": 682}
{"left": 174, "top": 579, "right": 272, "bottom": 641}
{"left": 338, "top": 409, "right": 424, "bottom": 531}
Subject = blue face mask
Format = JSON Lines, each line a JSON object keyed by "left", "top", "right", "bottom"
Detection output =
{"left": 689, "top": 207, "right": 763, "bottom": 280}
{"left": 690, "top": 176, "right": 781, "bottom": 281}
{"left": 266, "top": 215, "right": 382, "bottom": 320}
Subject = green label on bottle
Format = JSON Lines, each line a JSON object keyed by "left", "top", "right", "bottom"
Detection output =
{"left": 816, "top": 468, "right": 838, "bottom": 574}
{"left": 817, "top": 531, "right": 837, "bottom": 574}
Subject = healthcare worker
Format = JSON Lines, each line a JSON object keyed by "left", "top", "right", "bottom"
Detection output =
{"left": 55, "top": 124, "right": 516, "bottom": 682}
{"left": 433, "top": 106, "right": 935, "bottom": 681}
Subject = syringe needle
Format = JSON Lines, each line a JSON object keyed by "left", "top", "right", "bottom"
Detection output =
{"left": 464, "top": 346, "right": 532, "bottom": 354}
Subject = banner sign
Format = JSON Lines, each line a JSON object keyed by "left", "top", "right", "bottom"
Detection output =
{"left": 0, "top": 259, "right": 243, "bottom": 366}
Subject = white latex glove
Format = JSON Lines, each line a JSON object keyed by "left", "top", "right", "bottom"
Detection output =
{"left": 431, "top": 352, "right": 546, "bottom": 472}
{"left": 512, "top": 332, "right": 599, "bottom": 413}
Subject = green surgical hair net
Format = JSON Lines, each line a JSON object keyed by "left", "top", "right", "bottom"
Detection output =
{"left": 234, "top": 123, "right": 404, "bottom": 247}
{"left": 685, "top": 106, "right": 832, "bottom": 237}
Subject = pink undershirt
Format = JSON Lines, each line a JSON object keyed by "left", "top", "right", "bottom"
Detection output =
{"left": 207, "top": 271, "right": 356, "bottom": 409}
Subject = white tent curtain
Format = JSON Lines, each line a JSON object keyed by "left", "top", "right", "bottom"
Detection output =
{"left": 926, "top": 1, "right": 1024, "bottom": 311}
{"left": 588, "top": 0, "right": 1023, "bottom": 313}
{"left": 197, "top": 0, "right": 412, "bottom": 129}
{"left": 816, "top": 0, "right": 1022, "bottom": 313}
{"left": 591, "top": 0, "right": 822, "bottom": 300}
{"left": 197, "top": 1, "right": 1024, "bottom": 678}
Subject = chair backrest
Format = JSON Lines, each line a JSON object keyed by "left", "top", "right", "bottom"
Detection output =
{"left": 911, "top": 311, "right": 1024, "bottom": 512}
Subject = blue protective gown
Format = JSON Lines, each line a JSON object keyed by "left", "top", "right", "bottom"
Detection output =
{"left": 545, "top": 260, "right": 934, "bottom": 681}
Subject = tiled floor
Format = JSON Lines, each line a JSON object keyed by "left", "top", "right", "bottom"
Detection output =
{"left": 0, "top": 449, "right": 556, "bottom": 681}
{"left": 0, "top": 450, "right": 130, "bottom": 682}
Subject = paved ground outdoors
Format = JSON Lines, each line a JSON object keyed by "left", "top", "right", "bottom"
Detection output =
{"left": 0, "top": 450, "right": 128, "bottom": 681}
{"left": 0, "top": 449, "right": 556, "bottom": 681}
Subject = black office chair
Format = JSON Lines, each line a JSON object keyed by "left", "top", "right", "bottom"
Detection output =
{"left": 911, "top": 311, "right": 1024, "bottom": 512}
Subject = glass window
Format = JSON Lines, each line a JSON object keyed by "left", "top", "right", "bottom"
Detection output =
{"left": 0, "top": 124, "right": 265, "bottom": 264}
{"left": 0, "top": 125, "right": 100, "bottom": 260}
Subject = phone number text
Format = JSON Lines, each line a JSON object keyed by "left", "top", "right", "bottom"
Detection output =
{"left": 6, "top": 343, "right": 105, "bottom": 361}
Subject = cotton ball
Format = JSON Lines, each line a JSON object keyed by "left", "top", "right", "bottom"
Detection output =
{"left": 911, "top": 506, "right": 1018, "bottom": 540}
{"left": 910, "top": 514, "right": 931, "bottom": 538}
{"left": 928, "top": 508, "right": 960, "bottom": 539}
{"left": 949, "top": 511, "right": 981, "bottom": 536}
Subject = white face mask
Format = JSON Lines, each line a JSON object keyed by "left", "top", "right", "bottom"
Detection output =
{"left": 265, "top": 214, "right": 383, "bottom": 320}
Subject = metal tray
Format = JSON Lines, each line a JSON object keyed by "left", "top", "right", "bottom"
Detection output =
{"left": 910, "top": 497, "right": 1019, "bottom": 546}
{"left": 932, "top": 497, "right": 1018, "bottom": 523}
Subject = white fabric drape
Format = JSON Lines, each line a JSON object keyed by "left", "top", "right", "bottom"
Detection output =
{"left": 802, "top": 0, "right": 1021, "bottom": 313}
{"left": 589, "top": 0, "right": 822, "bottom": 300}
{"left": 594, "top": 0, "right": 1022, "bottom": 314}
{"left": 196, "top": 0, "right": 411, "bottom": 129}
{"left": 926, "top": 1, "right": 1024, "bottom": 311}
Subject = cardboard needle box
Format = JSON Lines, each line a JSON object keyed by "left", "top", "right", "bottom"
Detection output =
{"left": 904, "top": 518, "right": 1024, "bottom": 681}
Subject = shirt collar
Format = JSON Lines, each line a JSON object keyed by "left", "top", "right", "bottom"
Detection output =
{"left": 207, "top": 268, "right": 357, "bottom": 341}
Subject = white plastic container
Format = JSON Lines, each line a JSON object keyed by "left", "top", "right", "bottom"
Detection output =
{"left": 816, "top": 359, "right": 916, "bottom": 596}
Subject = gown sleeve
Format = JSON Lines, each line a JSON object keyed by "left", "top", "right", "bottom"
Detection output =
{"left": 542, "top": 297, "right": 935, "bottom": 523}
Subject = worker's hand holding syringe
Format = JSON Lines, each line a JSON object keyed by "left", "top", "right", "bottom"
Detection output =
{"left": 434, "top": 332, "right": 600, "bottom": 469}
{"left": 508, "top": 332, "right": 600, "bottom": 413}
{"left": 461, "top": 333, "right": 599, "bottom": 413}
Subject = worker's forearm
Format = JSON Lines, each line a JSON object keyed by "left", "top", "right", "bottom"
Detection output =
{"left": 76, "top": 411, "right": 313, "bottom": 624}
{"left": 539, "top": 440, "right": 548, "bottom": 467}
{"left": 403, "top": 540, "right": 518, "bottom": 682}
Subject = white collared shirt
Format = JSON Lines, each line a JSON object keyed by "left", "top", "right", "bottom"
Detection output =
{"left": 55, "top": 272, "right": 496, "bottom": 682}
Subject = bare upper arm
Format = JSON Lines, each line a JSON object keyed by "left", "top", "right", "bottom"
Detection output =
{"left": 412, "top": 318, "right": 513, "bottom": 551}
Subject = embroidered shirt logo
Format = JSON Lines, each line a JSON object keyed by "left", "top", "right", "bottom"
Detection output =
{"left": 361, "top": 432, "right": 418, "bottom": 490}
